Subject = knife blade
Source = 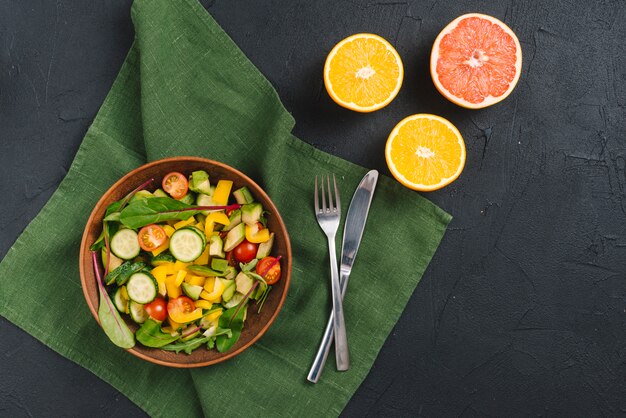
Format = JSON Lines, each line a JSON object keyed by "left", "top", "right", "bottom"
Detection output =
{"left": 339, "top": 170, "right": 379, "bottom": 283}
{"left": 307, "top": 169, "right": 379, "bottom": 383}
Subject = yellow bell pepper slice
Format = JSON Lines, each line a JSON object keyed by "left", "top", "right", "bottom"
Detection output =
{"left": 151, "top": 239, "right": 170, "bottom": 256}
{"left": 175, "top": 270, "right": 187, "bottom": 286}
{"left": 200, "top": 291, "right": 221, "bottom": 303}
{"left": 174, "top": 216, "right": 196, "bottom": 230}
{"left": 204, "top": 211, "right": 230, "bottom": 238}
{"left": 157, "top": 281, "right": 167, "bottom": 297}
{"left": 166, "top": 275, "right": 181, "bottom": 299}
{"left": 173, "top": 260, "right": 190, "bottom": 271}
{"left": 163, "top": 225, "right": 176, "bottom": 238}
{"left": 193, "top": 246, "right": 210, "bottom": 266}
{"left": 155, "top": 262, "right": 177, "bottom": 275}
{"left": 152, "top": 266, "right": 168, "bottom": 297}
{"left": 194, "top": 300, "right": 213, "bottom": 310}
{"left": 212, "top": 180, "right": 233, "bottom": 205}
{"left": 151, "top": 265, "right": 168, "bottom": 282}
{"left": 204, "top": 308, "right": 223, "bottom": 322}
{"left": 208, "top": 211, "right": 230, "bottom": 225}
{"left": 167, "top": 317, "right": 183, "bottom": 331}
{"left": 187, "top": 275, "right": 206, "bottom": 286}
{"left": 120, "top": 286, "right": 129, "bottom": 301}
{"left": 245, "top": 224, "right": 270, "bottom": 244}
{"left": 169, "top": 308, "right": 203, "bottom": 324}
{"left": 202, "top": 277, "right": 225, "bottom": 300}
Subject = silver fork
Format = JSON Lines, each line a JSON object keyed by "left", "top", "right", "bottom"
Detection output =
{"left": 314, "top": 174, "right": 350, "bottom": 371}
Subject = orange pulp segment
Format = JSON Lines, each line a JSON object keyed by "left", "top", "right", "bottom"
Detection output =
{"left": 385, "top": 114, "right": 466, "bottom": 191}
{"left": 324, "top": 33, "right": 403, "bottom": 112}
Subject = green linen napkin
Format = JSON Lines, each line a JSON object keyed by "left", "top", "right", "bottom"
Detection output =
{"left": 0, "top": 0, "right": 450, "bottom": 416}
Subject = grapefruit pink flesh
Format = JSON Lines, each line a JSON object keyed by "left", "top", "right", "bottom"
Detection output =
{"left": 431, "top": 14, "right": 522, "bottom": 108}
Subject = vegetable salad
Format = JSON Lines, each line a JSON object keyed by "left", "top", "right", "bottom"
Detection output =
{"left": 90, "top": 170, "right": 281, "bottom": 354}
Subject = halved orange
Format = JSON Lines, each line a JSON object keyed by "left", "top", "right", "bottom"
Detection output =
{"left": 385, "top": 114, "right": 466, "bottom": 192}
{"left": 324, "top": 33, "right": 403, "bottom": 112}
{"left": 431, "top": 13, "right": 522, "bottom": 109}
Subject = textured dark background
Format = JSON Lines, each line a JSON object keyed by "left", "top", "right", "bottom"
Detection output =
{"left": 2, "top": 0, "right": 626, "bottom": 416}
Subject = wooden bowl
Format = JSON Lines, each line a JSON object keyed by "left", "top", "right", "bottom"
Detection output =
{"left": 79, "top": 157, "right": 292, "bottom": 367}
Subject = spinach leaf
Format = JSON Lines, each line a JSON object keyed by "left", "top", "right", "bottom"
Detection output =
{"left": 216, "top": 305, "right": 247, "bottom": 353}
{"left": 161, "top": 327, "right": 232, "bottom": 354}
{"left": 90, "top": 230, "right": 106, "bottom": 251}
{"left": 136, "top": 319, "right": 180, "bottom": 348}
{"left": 119, "top": 197, "right": 199, "bottom": 229}
{"left": 105, "top": 200, "right": 124, "bottom": 217}
{"left": 119, "top": 197, "right": 240, "bottom": 229}
{"left": 161, "top": 336, "right": 211, "bottom": 354}
{"left": 92, "top": 252, "right": 135, "bottom": 349}
{"left": 98, "top": 286, "right": 135, "bottom": 349}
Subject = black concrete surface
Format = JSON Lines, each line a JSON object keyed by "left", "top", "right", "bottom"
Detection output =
{"left": 2, "top": 0, "right": 626, "bottom": 416}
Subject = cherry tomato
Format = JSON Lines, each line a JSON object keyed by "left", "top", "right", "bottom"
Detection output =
{"left": 256, "top": 256, "right": 281, "bottom": 285}
{"left": 144, "top": 298, "right": 167, "bottom": 321}
{"left": 162, "top": 172, "right": 188, "bottom": 199}
{"left": 225, "top": 250, "right": 236, "bottom": 266}
{"left": 232, "top": 240, "right": 258, "bottom": 264}
{"left": 137, "top": 224, "right": 167, "bottom": 251}
{"left": 167, "top": 296, "right": 196, "bottom": 318}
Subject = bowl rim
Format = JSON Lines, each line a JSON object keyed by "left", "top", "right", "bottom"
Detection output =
{"left": 79, "top": 156, "right": 292, "bottom": 368}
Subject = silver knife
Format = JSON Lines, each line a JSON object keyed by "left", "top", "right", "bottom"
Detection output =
{"left": 307, "top": 169, "right": 379, "bottom": 383}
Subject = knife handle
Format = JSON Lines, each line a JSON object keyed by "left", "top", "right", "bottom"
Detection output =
{"left": 307, "top": 270, "right": 350, "bottom": 383}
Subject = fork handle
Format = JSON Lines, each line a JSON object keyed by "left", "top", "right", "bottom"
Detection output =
{"left": 328, "top": 236, "right": 350, "bottom": 371}
{"left": 307, "top": 270, "right": 349, "bottom": 383}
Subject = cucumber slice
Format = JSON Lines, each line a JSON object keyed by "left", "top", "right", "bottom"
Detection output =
{"left": 105, "top": 261, "right": 146, "bottom": 286}
{"left": 110, "top": 229, "right": 141, "bottom": 260}
{"left": 169, "top": 228, "right": 206, "bottom": 262}
{"left": 126, "top": 272, "right": 158, "bottom": 304}
{"left": 113, "top": 287, "right": 129, "bottom": 314}
{"left": 129, "top": 301, "right": 149, "bottom": 324}
{"left": 151, "top": 252, "right": 175, "bottom": 267}
{"left": 180, "top": 226, "right": 206, "bottom": 247}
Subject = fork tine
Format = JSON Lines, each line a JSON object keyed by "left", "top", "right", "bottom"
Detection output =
{"left": 326, "top": 175, "right": 334, "bottom": 210}
{"left": 314, "top": 176, "right": 319, "bottom": 212}
{"left": 321, "top": 175, "right": 327, "bottom": 212}
{"left": 333, "top": 174, "right": 340, "bottom": 213}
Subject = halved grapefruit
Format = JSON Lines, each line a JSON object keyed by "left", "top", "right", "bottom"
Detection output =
{"left": 431, "top": 13, "right": 522, "bottom": 109}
